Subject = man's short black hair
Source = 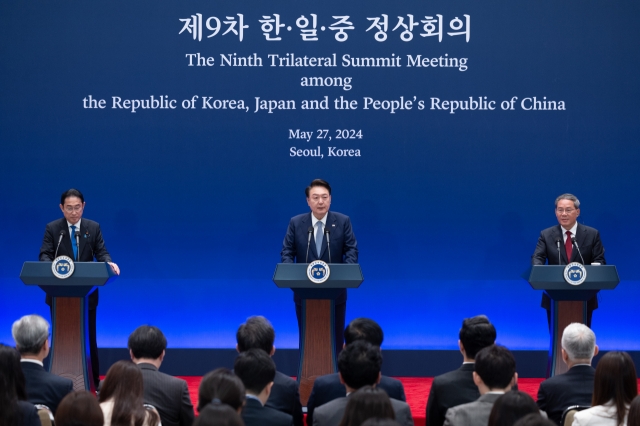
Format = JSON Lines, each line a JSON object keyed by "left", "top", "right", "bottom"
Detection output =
{"left": 474, "top": 344, "right": 516, "bottom": 390}
{"left": 60, "top": 188, "right": 84, "bottom": 205}
{"left": 236, "top": 316, "right": 275, "bottom": 354}
{"left": 233, "top": 348, "right": 276, "bottom": 395}
{"left": 305, "top": 179, "right": 332, "bottom": 198}
{"left": 128, "top": 325, "right": 167, "bottom": 359}
{"left": 338, "top": 341, "right": 382, "bottom": 390}
{"left": 344, "top": 318, "right": 384, "bottom": 347}
{"left": 459, "top": 315, "right": 496, "bottom": 359}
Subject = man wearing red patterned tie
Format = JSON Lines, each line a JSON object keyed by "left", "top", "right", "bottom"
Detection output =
{"left": 531, "top": 193, "right": 606, "bottom": 326}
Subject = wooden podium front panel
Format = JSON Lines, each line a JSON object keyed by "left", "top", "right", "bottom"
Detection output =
{"left": 299, "top": 299, "right": 336, "bottom": 405}
{"left": 51, "top": 297, "right": 94, "bottom": 392}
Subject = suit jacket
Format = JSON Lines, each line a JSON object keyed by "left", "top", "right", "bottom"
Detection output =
{"left": 443, "top": 393, "right": 503, "bottom": 426}
{"left": 572, "top": 403, "right": 625, "bottom": 426}
{"left": 313, "top": 395, "right": 413, "bottom": 426}
{"left": 18, "top": 400, "right": 42, "bottom": 426}
{"left": 267, "top": 371, "right": 303, "bottom": 426}
{"left": 242, "top": 397, "right": 293, "bottom": 426}
{"left": 531, "top": 224, "right": 605, "bottom": 310}
{"left": 426, "top": 364, "right": 480, "bottom": 426}
{"left": 536, "top": 365, "right": 596, "bottom": 425}
{"left": 39, "top": 217, "right": 112, "bottom": 308}
{"left": 137, "top": 363, "right": 194, "bottom": 426}
{"left": 306, "top": 374, "right": 406, "bottom": 426}
{"left": 21, "top": 360, "right": 73, "bottom": 414}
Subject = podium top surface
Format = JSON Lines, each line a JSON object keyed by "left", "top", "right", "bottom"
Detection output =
{"left": 20, "top": 261, "right": 117, "bottom": 287}
{"left": 273, "top": 263, "right": 363, "bottom": 289}
{"left": 523, "top": 265, "right": 620, "bottom": 291}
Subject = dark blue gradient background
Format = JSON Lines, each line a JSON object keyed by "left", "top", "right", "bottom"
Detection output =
{"left": 1, "top": 0, "right": 638, "bottom": 351}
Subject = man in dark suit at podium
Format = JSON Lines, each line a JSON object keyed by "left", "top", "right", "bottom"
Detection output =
{"left": 39, "top": 188, "right": 120, "bottom": 387}
{"left": 12, "top": 314, "right": 73, "bottom": 414}
{"left": 536, "top": 323, "right": 598, "bottom": 425}
{"left": 281, "top": 179, "right": 358, "bottom": 354}
{"left": 531, "top": 193, "right": 606, "bottom": 326}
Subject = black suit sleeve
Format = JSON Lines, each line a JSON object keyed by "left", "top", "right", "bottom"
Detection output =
{"left": 39, "top": 223, "right": 56, "bottom": 261}
{"left": 531, "top": 231, "right": 549, "bottom": 265}
{"left": 281, "top": 219, "right": 297, "bottom": 263}
{"left": 341, "top": 217, "right": 358, "bottom": 264}
{"left": 426, "top": 381, "right": 445, "bottom": 426}
{"left": 591, "top": 230, "right": 605, "bottom": 264}
{"left": 179, "top": 380, "right": 195, "bottom": 426}
{"left": 91, "top": 224, "right": 112, "bottom": 262}
{"left": 536, "top": 382, "right": 549, "bottom": 414}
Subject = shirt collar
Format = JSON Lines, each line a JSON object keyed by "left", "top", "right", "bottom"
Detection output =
{"left": 311, "top": 212, "right": 328, "bottom": 227}
{"left": 245, "top": 394, "right": 263, "bottom": 405}
{"left": 67, "top": 218, "right": 82, "bottom": 229}
{"left": 21, "top": 359, "right": 44, "bottom": 367}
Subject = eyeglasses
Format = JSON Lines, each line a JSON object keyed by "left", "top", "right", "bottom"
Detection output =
{"left": 556, "top": 208, "right": 576, "bottom": 214}
{"left": 64, "top": 205, "right": 83, "bottom": 213}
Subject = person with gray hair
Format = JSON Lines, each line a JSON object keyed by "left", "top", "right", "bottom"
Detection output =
{"left": 12, "top": 314, "right": 73, "bottom": 414}
{"left": 531, "top": 193, "right": 606, "bottom": 327}
{"left": 536, "top": 323, "right": 599, "bottom": 425}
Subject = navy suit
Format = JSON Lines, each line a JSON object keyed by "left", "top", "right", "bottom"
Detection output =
{"left": 536, "top": 365, "right": 596, "bottom": 425}
{"left": 21, "top": 361, "right": 73, "bottom": 414}
{"left": 242, "top": 397, "right": 293, "bottom": 426}
{"left": 281, "top": 211, "right": 358, "bottom": 354}
{"left": 267, "top": 371, "right": 303, "bottom": 426}
{"left": 39, "top": 217, "right": 113, "bottom": 386}
{"left": 306, "top": 373, "right": 405, "bottom": 426}
{"left": 531, "top": 223, "right": 606, "bottom": 325}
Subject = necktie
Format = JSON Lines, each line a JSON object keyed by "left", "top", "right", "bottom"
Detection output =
{"left": 565, "top": 231, "right": 572, "bottom": 262}
{"left": 71, "top": 225, "right": 78, "bottom": 260}
{"left": 315, "top": 221, "right": 323, "bottom": 258}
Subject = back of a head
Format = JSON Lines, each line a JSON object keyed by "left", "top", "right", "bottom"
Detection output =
{"left": 475, "top": 345, "right": 516, "bottom": 390}
{"left": 234, "top": 348, "right": 276, "bottom": 395}
{"left": 360, "top": 419, "right": 401, "bottom": 426}
{"left": 592, "top": 351, "right": 638, "bottom": 426}
{"left": 338, "top": 386, "right": 395, "bottom": 426}
{"left": 0, "top": 344, "right": 28, "bottom": 425}
{"left": 344, "top": 318, "right": 384, "bottom": 346}
{"left": 488, "top": 391, "right": 539, "bottom": 426}
{"left": 561, "top": 323, "right": 596, "bottom": 362}
{"left": 236, "top": 316, "right": 275, "bottom": 354}
{"left": 55, "top": 391, "right": 104, "bottom": 426}
{"left": 338, "top": 341, "right": 383, "bottom": 390}
{"left": 198, "top": 368, "right": 246, "bottom": 411}
{"left": 12, "top": 314, "right": 50, "bottom": 355}
{"left": 459, "top": 315, "right": 496, "bottom": 359}
{"left": 194, "top": 402, "right": 245, "bottom": 426}
{"left": 128, "top": 325, "right": 167, "bottom": 359}
{"left": 628, "top": 395, "right": 640, "bottom": 426}
{"left": 512, "top": 413, "right": 556, "bottom": 426}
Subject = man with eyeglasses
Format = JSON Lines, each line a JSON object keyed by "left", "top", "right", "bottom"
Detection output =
{"left": 39, "top": 188, "right": 120, "bottom": 388}
{"left": 531, "top": 193, "right": 605, "bottom": 326}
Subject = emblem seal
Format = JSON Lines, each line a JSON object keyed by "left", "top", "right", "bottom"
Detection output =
{"left": 52, "top": 256, "right": 75, "bottom": 279}
{"left": 564, "top": 262, "right": 587, "bottom": 286}
{"left": 307, "top": 260, "right": 331, "bottom": 284}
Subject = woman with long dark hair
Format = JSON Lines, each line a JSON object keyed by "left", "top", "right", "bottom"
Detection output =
{"left": 339, "top": 386, "right": 395, "bottom": 426}
{"left": 488, "top": 391, "right": 540, "bottom": 426}
{"left": 55, "top": 391, "right": 103, "bottom": 426}
{"left": 98, "top": 360, "right": 160, "bottom": 426}
{"left": 627, "top": 395, "right": 640, "bottom": 426}
{"left": 197, "top": 368, "right": 245, "bottom": 413}
{"left": 573, "top": 351, "right": 638, "bottom": 426}
{"left": 0, "top": 343, "right": 41, "bottom": 426}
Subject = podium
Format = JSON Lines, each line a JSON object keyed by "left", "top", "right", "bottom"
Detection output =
{"left": 20, "top": 261, "right": 117, "bottom": 392}
{"left": 524, "top": 265, "right": 619, "bottom": 377}
{"left": 273, "top": 263, "right": 363, "bottom": 404}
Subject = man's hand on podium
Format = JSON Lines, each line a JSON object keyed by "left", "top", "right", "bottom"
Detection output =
{"left": 108, "top": 262, "right": 120, "bottom": 275}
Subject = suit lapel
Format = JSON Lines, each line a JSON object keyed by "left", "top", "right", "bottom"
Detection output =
{"left": 554, "top": 225, "right": 569, "bottom": 264}
{"left": 572, "top": 224, "right": 587, "bottom": 264}
{"left": 79, "top": 221, "right": 88, "bottom": 261}
{"left": 317, "top": 212, "right": 334, "bottom": 260}
{"left": 57, "top": 219, "right": 74, "bottom": 259}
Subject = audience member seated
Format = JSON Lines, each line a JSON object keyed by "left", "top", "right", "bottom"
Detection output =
{"left": 361, "top": 420, "right": 401, "bottom": 426}
{"left": 198, "top": 368, "right": 246, "bottom": 413}
{"left": 234, "top": 349, "right": 293, "bottom": 426}
{"left": 513, "top": 414, "right": 557, "bottom": 426}
{"left": 307, "top": 318, "right": 406, "bottom": 426}
{"left": 338, "top": 386, "right": 396, "bottom": 426}
{"left": 537, "top": 323, "right": 599, "bottom": 425}
{"left": 98, "top": 360, "right": 161, "bottom": 426}
{"left": 488, "top": 391, "right": 543, "bottom": 426}
{"left": 0, "top": 344, "right": 41, "bottom": 426}
{"left": 55, "top": 391, "right": 104, "bottom": 426}
{"left": 627, "top": 395, "right": 640, "bottom": 426}
{"left": 128, "top": 325, "right": 195, "bottom": 426}
{"left": 426, "top": 315, "right": 497, "bottom": 426}
{"left": 572, "top": 351, "right": 638, "bottom": 426}
{"left": 236, "top": 316, "right": 302, "bottom": 426}
{"left": 193, "top": 401, "right": 245, "bottom": 426}
{"left": 12, "top": 314, "right": 73, "bottom": 414}
{"left": 313, "top": 341, "right": 413, "bottom": 426}
{"left": 444, "top": 344, "right": 517, "bottom": 426}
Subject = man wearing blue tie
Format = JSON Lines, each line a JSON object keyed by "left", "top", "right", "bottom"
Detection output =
{"left": 39, "top": 188, "right": 120, "bottom": 388}
{"left": 281, "top": 179, "right": 358, "bottom": 354}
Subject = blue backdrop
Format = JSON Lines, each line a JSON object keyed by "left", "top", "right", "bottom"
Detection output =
{"left": 1, "top": 0, "right": 638, "bottom": 352}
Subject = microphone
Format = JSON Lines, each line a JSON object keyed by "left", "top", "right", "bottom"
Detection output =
{"left": 305, "top": 226, "right": 314, "bottom": 263}
{"left": 324, "top": 227, "right": 332, "bottom": 263}
{"left": 555, "top": 238, "right": 562, "bottom": 265}
{"left": 571, "top": 237, "right": 586, "bottom": 265}
{"left": 75, "top": 231, "right": 81, "bottom": 261}
{"left": 54, "top": 230, "right": 65, "bottom": 259}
